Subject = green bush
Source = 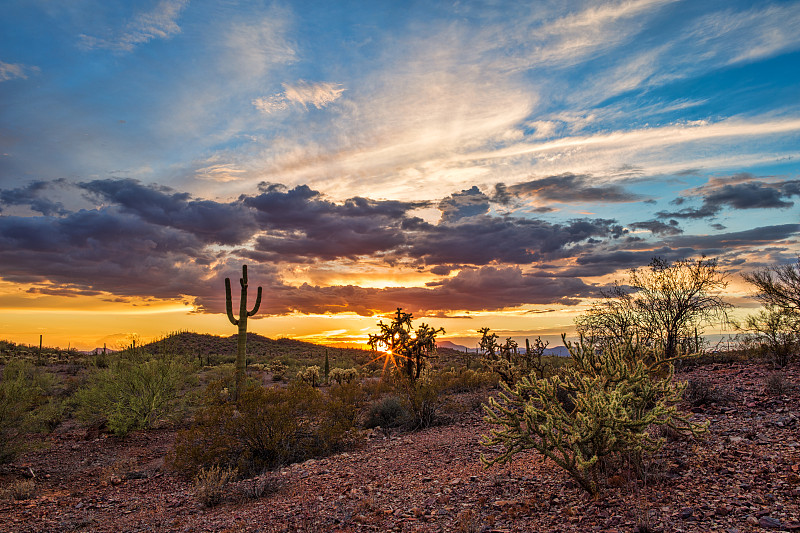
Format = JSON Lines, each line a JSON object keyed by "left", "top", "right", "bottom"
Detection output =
{"left": 168, "top": 381, "right": 357, "bottom": 478}
{"left": 365, "top": 395, "right": 408, "bottom": 429}
{"left": 0, "top": 360, "right": 61, "bottom": 463}
{"left": 74, "top": 355, "right": 188, "bottom": 436}
{"left": 482, "top": 337, "right": 706, "bottom": 496}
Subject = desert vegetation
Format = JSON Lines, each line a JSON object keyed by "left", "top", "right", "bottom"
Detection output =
{"left": 0, "top": 257, "right": 798, "bottom": 531}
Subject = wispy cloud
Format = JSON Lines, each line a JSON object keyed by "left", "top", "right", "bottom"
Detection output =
{"left": 689, "top": 3, "right": 800, "bottom": 65}
{"left": 0, "top": 60, "right": 39, "bottom": 82}
{"left": 79, "top": 0, "right": 189, "bottom": 52}
{"left": 223, "top": 10, "right": 297, "bottom": 81}
{"left": 253, "top": 81, "right": 345, "bottom": 114}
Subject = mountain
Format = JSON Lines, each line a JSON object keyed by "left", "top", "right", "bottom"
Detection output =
{"left": 436, "top": 340, "right": 570, "bottom": 357}
{"left": 437, "top": 340, "right": 472, "bottom": 352}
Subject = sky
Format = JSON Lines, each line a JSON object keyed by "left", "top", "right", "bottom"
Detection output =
{"left": 1, "top": 0, "right": 799, "bottom": 351}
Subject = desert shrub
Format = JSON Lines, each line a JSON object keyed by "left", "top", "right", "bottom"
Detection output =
{"left": 482, "top": 337, "right": 707, "bottom": 496}
{"left": 193, "top": 465, "right": 235, "bottom": 507}
{"left": 437, "top": 368, "right": 496, "bottom": 393}
{"left": 684, "top": 378, "right": 729, "bottom": 406}
{"left": 268, "top": 360, "right": 288, "bottom": 381}
{"left": 74, "top": 355, "right": 187, "bottom": 436}
{"left": 0, "top": 360, "right": 61, "bottom": 463}
{"left": 236, "top": 474, "right": 284, "bottom": 500}
{"left": 0, "top": 479, "right": 36, "bottom": 501}
{"left": 325, "top": 381, "right": 366, "bottom": 431}
{"left": 329, "top": 367, "right": 359, "bottom": 385}
{"left": 296, "top": 365, "right": 321, "bottom": 387}
{"left": 169, "top": 381, "right": 356, "bottom": 478}
{"left": 764, "top": 372, "right": 793, "bottom": 396}
{"left": 365, "top": 395, "right": 408, "bottom": 429}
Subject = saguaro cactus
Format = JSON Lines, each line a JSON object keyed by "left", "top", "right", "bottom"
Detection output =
{"left": 225, "top": 265, "right": 262, "bottom": 400}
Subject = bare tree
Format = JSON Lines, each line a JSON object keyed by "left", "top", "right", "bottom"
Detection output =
{"left": 741, "top": 257, "right": 800, "bottom": 367}
{"left": 742, "top": 257, "right": 800, "bottom": 314}
{"left": 575, "top": 257, "right": 731, "bottom": 360}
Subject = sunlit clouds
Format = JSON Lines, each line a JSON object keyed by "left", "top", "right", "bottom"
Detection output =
{"left": 1, "top": 0, "right": 799, "bottom": 349}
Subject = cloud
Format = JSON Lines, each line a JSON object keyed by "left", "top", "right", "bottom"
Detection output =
{"left": 628, "top": 220, "right": 682, "bottom": 236}
{"left": 483, "top": 0, "right": 677, "bottom": 71}
{"left": 689, "top": 3, "right": 800, "bottom": 66}
{"left": 438, "top": 186, "right": 490, "bottom": 222}
{"left": 0, "top": 60, "right": 39, "bottom": 82}
{"left": 79, "top": 178, "right": 258, "bottom": 245}
{"left": 232, "top": 266, "right": 596, "bottom": 317}
{"left": 657, "top": 174, "right": 800, "bottom": 219}
{"left": 223, "top": 9, "right": 297, "bottom": 81}
{"left": 253, "top": 80, "right": 345, "bottom": 114}
{"left": 403, "top": 215, "right": 627, "bottom": 267}
{"left": 497, "top": 172, "right": 646, "bottom": 205}
{"left": 79, "top": 0, "right": 189, "bottom": 52}
{"left": 0, "top": 180, "right": 67, "bottom": 216}
{"left": 0, "top": 209, "right": 216, "bottom": 300}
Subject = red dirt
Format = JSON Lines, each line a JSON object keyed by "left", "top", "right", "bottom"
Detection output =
{"left": 1, "top": 361, "right": 799, "bottom": 532}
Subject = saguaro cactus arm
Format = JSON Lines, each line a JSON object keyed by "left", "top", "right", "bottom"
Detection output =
{"left": 225, "top": 278, "right": 239, "bottom": 326}
{"left": 248, "top": 286, "right": 262, "bottom": 317}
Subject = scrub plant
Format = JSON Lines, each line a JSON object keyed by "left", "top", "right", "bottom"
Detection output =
{"left": 481, "top": 336, "right": 706, "bottom": 496}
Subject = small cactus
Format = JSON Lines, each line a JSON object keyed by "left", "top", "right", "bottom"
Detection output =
{"left": 225, "top": 265, "right": 262, "bottom": 400}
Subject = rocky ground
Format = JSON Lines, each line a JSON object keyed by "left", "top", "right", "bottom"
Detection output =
{"left": 1, "top": 361, "right": 799, "bottom": 533}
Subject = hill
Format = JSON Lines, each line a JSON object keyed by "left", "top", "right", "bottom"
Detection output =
{"left": 139, "top": 331, "right": 374, "bottom": 366}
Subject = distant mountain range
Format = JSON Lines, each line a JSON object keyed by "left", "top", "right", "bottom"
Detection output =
{"left": 437, "top": 340, "right": 570, "bottom": 357}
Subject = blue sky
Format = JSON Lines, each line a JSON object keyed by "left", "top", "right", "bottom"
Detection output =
{"left": 1, "top": 0, "right": 799, "bottom": 349}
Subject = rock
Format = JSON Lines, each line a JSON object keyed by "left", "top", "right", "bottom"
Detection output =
{"left": 678, "top": 507, "right": 694, "bottom": 519}
{"left": 715, "top": 505, "right": 733, "bottom": 517}
{"left": 759, "top": 516, "right": 783, "bottom": 529}
{"left": 492, "top": 500, "right": 516, "bottom": 508}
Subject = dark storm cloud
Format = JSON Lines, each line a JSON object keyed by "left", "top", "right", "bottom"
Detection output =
{"left": 665, "top": 224, "right": 800, "bottom": 251}
{"left": 80, "top": 178, "right": 259, "bottom": 245}
{"left": 438, "top": 186, "right": 490, "bottom": 222}
{"left": 243, "top": 184, "right": 425, "bottom": 262}
{"left": 565, "top": 224, "right": 800, "bottom": 277}
{"left": 495, "top": 173, "right": 645, "bottom": 205}
{"left": 402, "top": 216, "right": 627, "bottom": 266}
{"left": 0, "top": 208, "right": 220, "bottom": 298}
{"left": 5, "top": 177, "right": 795, "bottom": 319}
{"left": 658, "top": 176, "right": 800, "bottom": 220}
{"left": 0, "top": 180, "right": 68, "bottom": 215}
{"left": 629, "top": 219, "right": 683, "bottom": 236}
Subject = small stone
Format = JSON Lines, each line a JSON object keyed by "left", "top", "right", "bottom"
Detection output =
{"left": 715, "top": 505, "right": 732, "bottom": 517}
{"left": 759, "top": 516, "right": 783, "bottom": 529}
{"left": 678, "top": 507, "right": 694, "bottom": 519}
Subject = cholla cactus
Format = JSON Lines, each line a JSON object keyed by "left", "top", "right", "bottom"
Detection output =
{"left": 330, "top": 367, "right": 359, "bottom": 385}
{"left": 481, "top": 335, "right": 707, "bottom": 496}
{"left": 268, "top": 360, "right": 288, "bottom": 381}
{"left": 479, "top": 329, "right": 549, "bottom": 385}
{"left": 297, "top": 365, "right": 321, "bottom": 387}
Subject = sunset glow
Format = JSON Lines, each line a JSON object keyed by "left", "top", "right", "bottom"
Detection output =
{"left": 1, "top": 1, "right": 798, "bottom": 350}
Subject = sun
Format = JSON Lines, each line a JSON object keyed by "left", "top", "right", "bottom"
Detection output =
{"left": 365, "top": 340, "right": 411, "bottom": 375}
